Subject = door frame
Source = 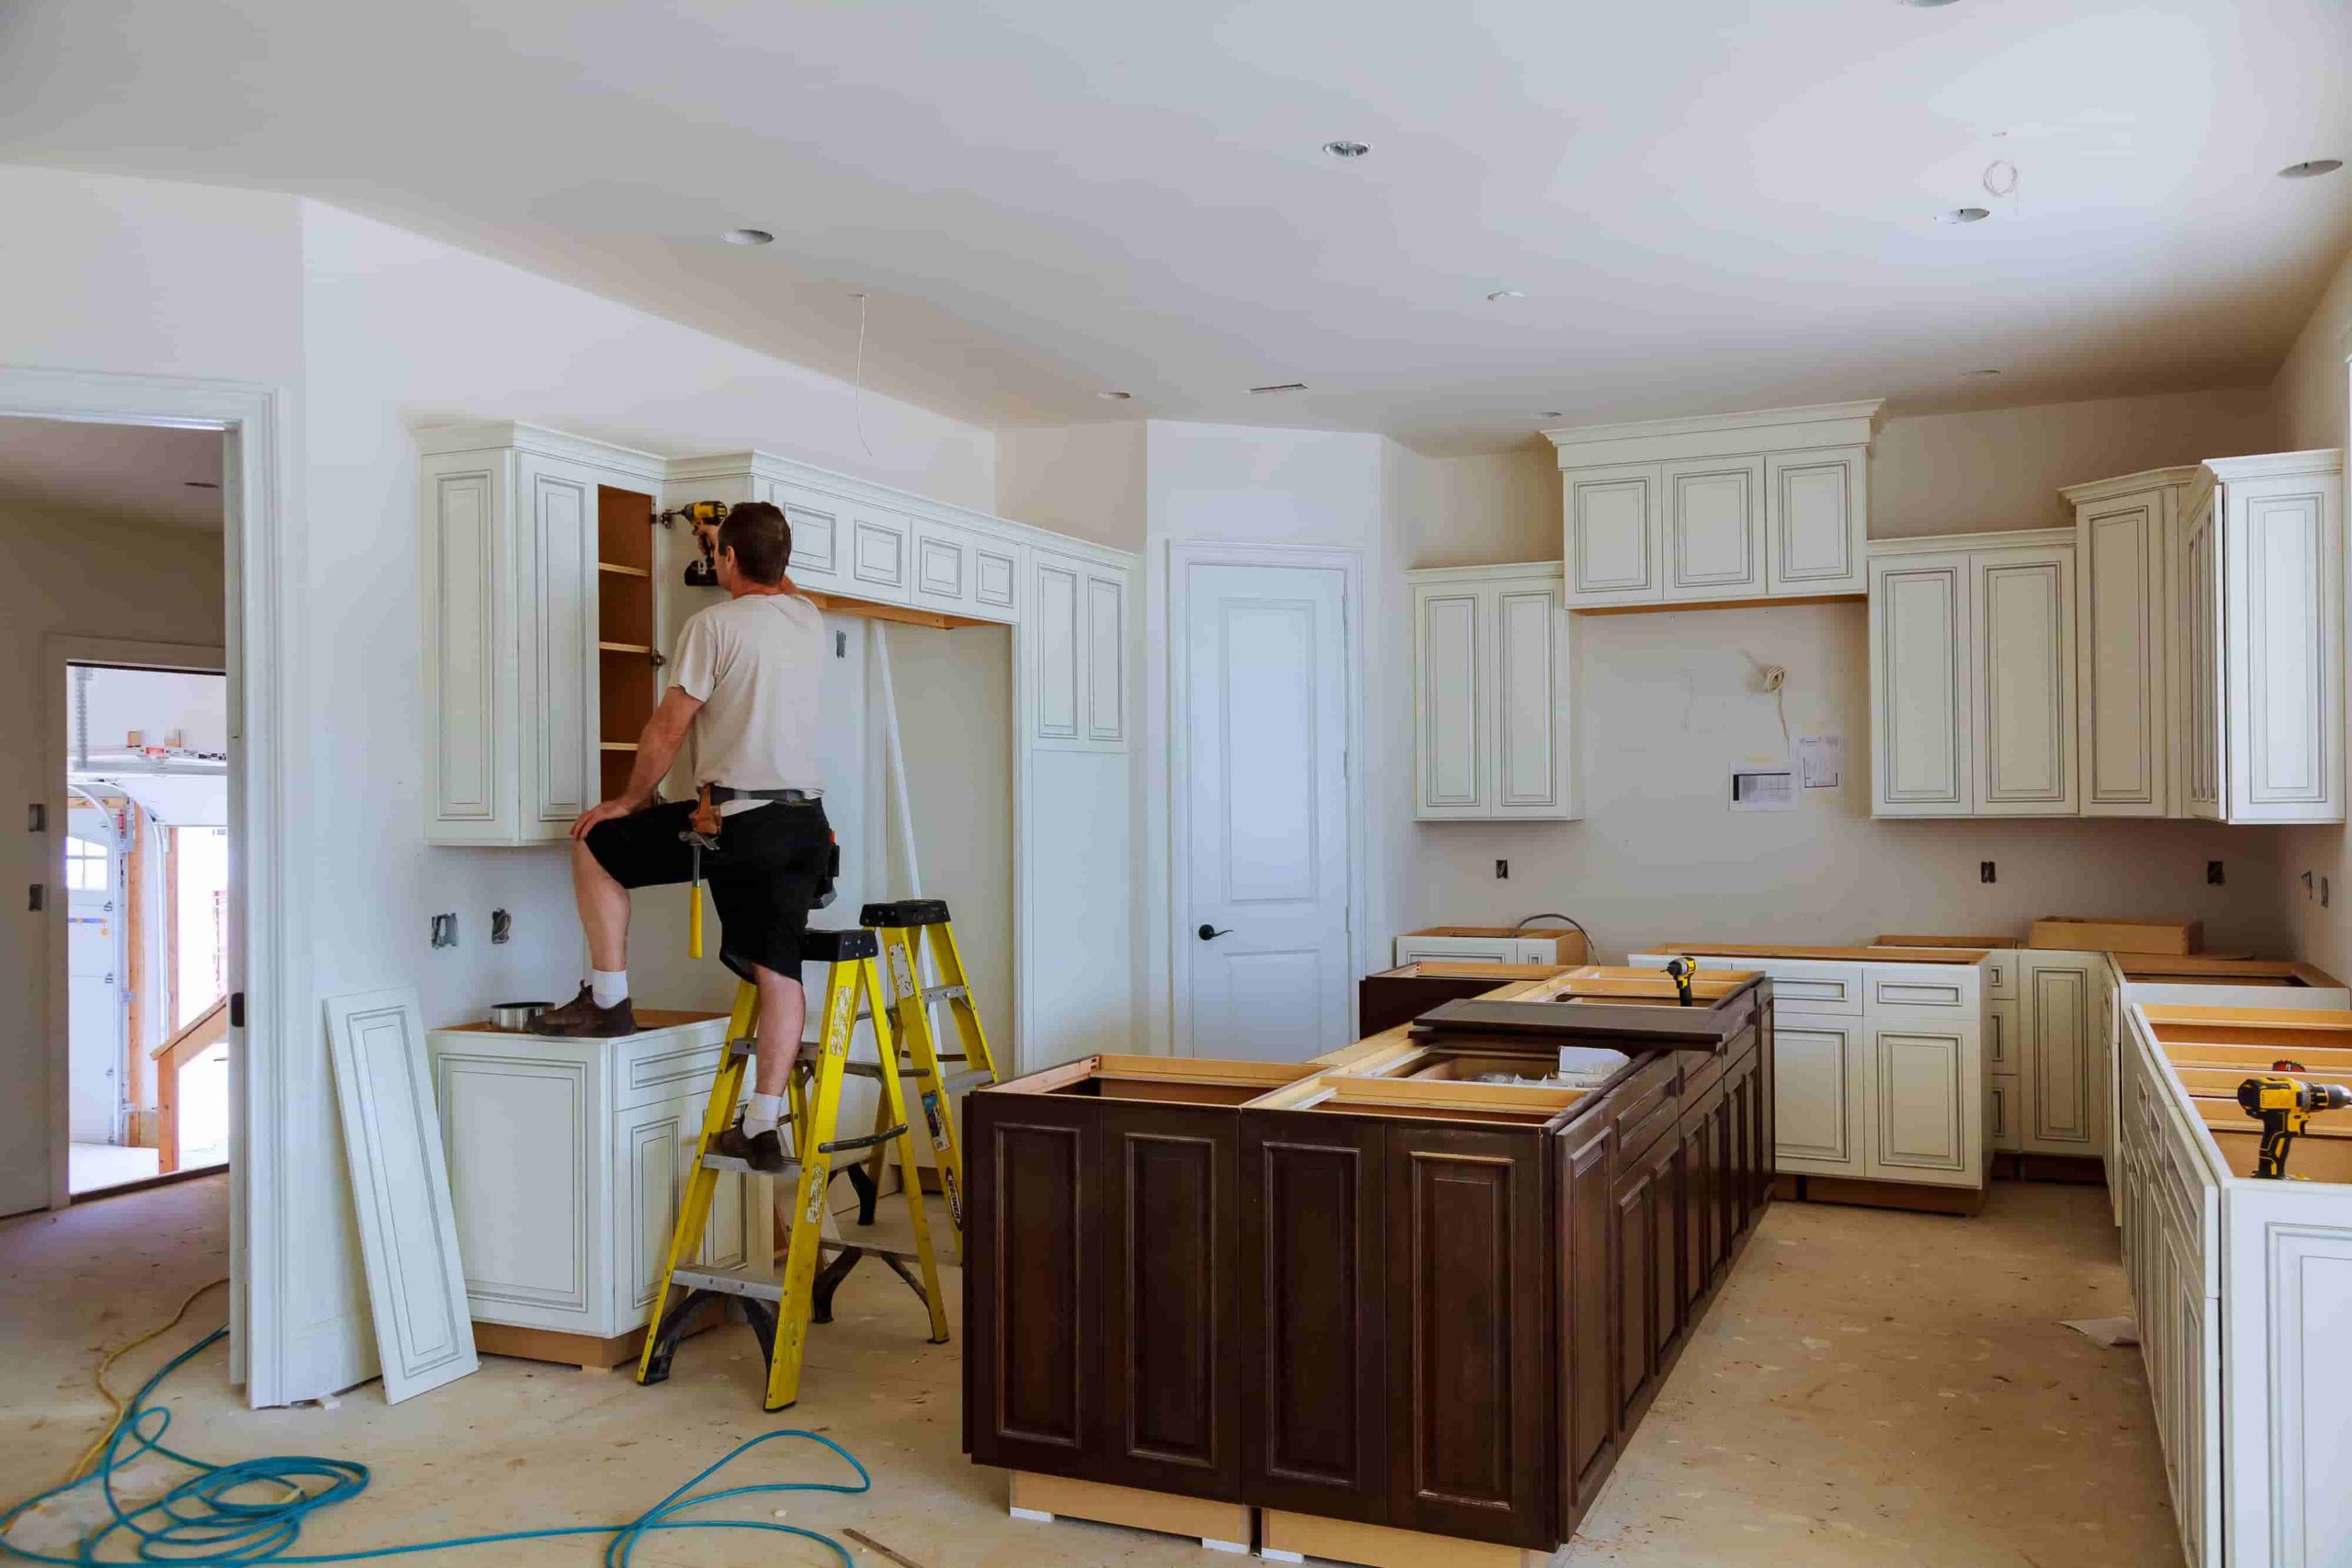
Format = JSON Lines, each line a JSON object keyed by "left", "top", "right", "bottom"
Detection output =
{"left": 1165, "top": 539, "right": 1365, "bottom": 1058}
{"left": 3, "top": 365, "right": 298, "bottom": 1407}
{"left": 48, "top": 639, "right": 229, "bottom": 1167}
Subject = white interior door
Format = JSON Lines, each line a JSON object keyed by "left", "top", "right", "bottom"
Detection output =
{"left": 1182, "top": 560, "right": 1352, "bottom": 1061}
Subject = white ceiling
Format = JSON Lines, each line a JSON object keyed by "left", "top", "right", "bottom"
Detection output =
{"left": 3, "top": 1, "right": 2347, "bottom": 454}
{"left": 0, "top": 417, "right": 225, "bottom": 530}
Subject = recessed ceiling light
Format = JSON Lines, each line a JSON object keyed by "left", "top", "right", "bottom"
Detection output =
{"left": 1898, "top": 0, "right": 1962, "bottom": 6}
{"left": 2279, "top": 159, "right": 2344, "bottom": 179}
{"left": 1322, "top": 141, "right": 1371, "bottom": 160}
{"left": 1249, "top": 382, "right": 1309, "bottom": 394}
{"left": 723, "top": 228, "right": 775, "bottom": 245}
{"left": 183, "top": 479, "right": 220, "bottom": 489}
{"left": 1096, "top": 390, "right": 1133, "bottom": 400}
{"left": 1937, "top": 206, "right": 1992, "bottom": 224}
{"left": 1486, "top": 289, "right": 1525, "bottom": 302}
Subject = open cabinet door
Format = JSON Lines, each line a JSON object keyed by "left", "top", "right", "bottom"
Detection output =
{"left": 322, "top": 987, "right": 478, "bottom": 1403}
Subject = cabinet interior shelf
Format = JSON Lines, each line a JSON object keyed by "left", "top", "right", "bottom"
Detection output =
{"left": 597, "top": 640, "right": 652, "bottom": 654}
{"left": 599, "top": 741, "right": 638, "bottom": 752}
{"left": 596, "top": 560, "right": 651, "bottom": 579}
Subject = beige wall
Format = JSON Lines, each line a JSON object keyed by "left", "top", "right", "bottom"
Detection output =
{"left": 995, "top": 423, "right": 1146, "bottom": 550}
{"left": 0, "top": 504, "right": 225, "bottom": 1212}
{"left": 2270, "top": 241, "right": 2352, "bottom": 978}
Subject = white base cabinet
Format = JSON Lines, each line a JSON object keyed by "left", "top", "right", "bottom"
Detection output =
{"left": 1408, "top": 563, "right": 1576, "bottom": 819}
{"left": 425, "top": 1014, "right": 770, "bottom": 1342}
{"left": 1632, "top": 953, "right": 1983, "bottom": 1191}
{"left": 2017, "top": 950, "right": 2104, "bottom": 1158}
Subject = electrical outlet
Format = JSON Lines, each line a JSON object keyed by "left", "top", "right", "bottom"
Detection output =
{"left": 431, "top": 913, "right": 458, "bottom": 949}
{"left": 1980, "top": 861, "right": 1996, "bottom": 885}
{"left": 1495, "top": 859, "right": 1510, "bottom": 880}
{"left": 2326, "top": 877, "right": 2333, "bottom": 909}
{"left": 835, "top": 631, "right": 848, "bottom": 658}
{"left": 27, "top": 804, "right": 44, "bottom": 832}
{"left": 491, "top": 908, "right": 513, "bottom": 945}
{"left": 2207, "top": 860, "right": 2224, "bottom": 886}
{"left": 27, "top": 885, "right": 43, "bottom": 912}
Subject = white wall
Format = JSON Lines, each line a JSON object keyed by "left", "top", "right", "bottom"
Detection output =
{"left": 0, "top": 502, "right": 225, "bottom": 1213}
{"left": 996, "top": 423, "right": 1146, "bottom": 550}
{"left": 76, "top": 666, "right": 229, "bottom": 756}
{"left": 2271, "top": 241, "right": 2352, "bottom": 978}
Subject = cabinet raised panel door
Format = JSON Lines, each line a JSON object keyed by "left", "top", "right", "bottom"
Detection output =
{"left": 520, "top": 457, "right": 595, "bottom": 836}
{"left": 1864, "top": 1023, "right": 1972, "bottom": 1183}
{"left": 1415, "top": 590, "right": 1481, "bottom": 812}
{"left": 2183, "top": 489, "right": 2224, "bottom": 818}
{"left": 1493, "top": 587, "right": 1565, "bottom": 809}
{"left": 1662, "top": 457, "right": 1764, "bottom": 600}
{"left": 1099, "top": 1105, "right": 1239, "bottom": 1499}
{"left": 2225, "top": 479, "right": 2342, "bottom": 819}
{"left": 1383, "top": 1125, "right": 1549, "bottom": 1548}
{"left": 1557, "top": 1119, "right": 1616, "bottom": 1512}
{"left": 1871, "top": 555, "right": 1973, "bottom": 815}
{"left": 965, "top": 1097, "right": 1096, "bottom": 1472}
{"left": 1973, "top": 549, "right": 2078, "bottom": 814}
{"left": 1240, "top": 1116, "right": 1389, "bottom": 1524}
{"left": 2078, "top": 495, "right": 2166, "bottom": 815}
{"left": 1766, "top": 449, "right": 1865, "bottom": 595}
{"left": 1612, "top": 1153, "right": 1657, "bottom": 1431}
{"left": 1771, "top": 1016, "right": 1864, "bottom": 1176}
{"left": 2023, "top": 959, "right": 2098, "bottom": 1154}
{"left": 1566, "top": 464, "right": 1663, "bottom": 604}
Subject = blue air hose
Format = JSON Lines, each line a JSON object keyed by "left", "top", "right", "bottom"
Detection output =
{"left": 0, "top": 1327, "right": 870, "bottom": 1567}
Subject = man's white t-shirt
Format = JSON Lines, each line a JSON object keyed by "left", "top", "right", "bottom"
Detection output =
{"left": 668, "top": 592, "right": 825, "bottom": 807}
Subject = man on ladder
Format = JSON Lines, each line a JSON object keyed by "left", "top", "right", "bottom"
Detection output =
{"left": 545, "top": 500, "right": 821, "bottom": 1178}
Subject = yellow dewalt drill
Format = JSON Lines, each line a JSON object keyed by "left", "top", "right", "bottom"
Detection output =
{"left": 2237, "top": 1075, "right": 2352, "bottom": 1179}
{"left": 1665, "top": 957, "right": 1698, "bottom": 1007}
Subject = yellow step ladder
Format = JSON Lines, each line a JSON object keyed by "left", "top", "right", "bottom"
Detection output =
{"left": 844, "top": 899, "right": 1001, "bottom": 1247}
{"left": 634, "top": 928, "right": 947, "bottom": 1411}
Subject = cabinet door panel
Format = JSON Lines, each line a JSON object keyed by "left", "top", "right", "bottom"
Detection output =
{"left": 1771, "top": 1014, "right": 1864, "bottom": 1176}
{"left": 2227, "top": 479, "right": 2343, "bottom": 820}
{"left": 1866, "top": 1023, "right": 1972, "bottom": 1182}
{"left": 1495, "top": 587, "right": 1564, "bottom": 809}
{"left": 850, "top": 511, "right": 910, "bottom": 601}
{"left": 1385, "top": 1126, "right": 1549, "bottom": 1547}
{"left": 2078, "top": 496, "right": 2166, "bottom": 815}
{"left": 2023, "top": 957, "right": 2098, "bottom": 1154}
{"left": 1241, "top": 1116, "right": 1388, "bottom": 1522}
{"left": 773, "top": 484, "right": 842, "bottom": 587}
{"left": 1871, "top": 555, "right": 1973, "bottom": 815}
{"left": 1100, "top": 1105, "right": 1238, "bottom": 1498}
{"left": 1612, "top": 1163, "right": 1654, "bottom": 1430}
{"left": 1085, "top": 570, "right": 1127, "bottom": 743}
{"left": 1415, "top": 589, "right": 1482, "bottom": 813}
{"left": 519, "top": 458, "right": 595, "bottom": 836}
{"left": 1989, "top": 1074, "right": 2020, "bottom": 1152}
{"left": 912, "top": 522, "right": 971, "bottom": 611}
{"left": 1566, "top": 464, "right": 1662, "bottom": 604}
{"left": 1662, "top": 457, "right": 1763, "bottom": 600}
{"left": 620, "top": 1100, "right": 683, "bottom": 1319}
{"left": 1973, "top": 548, "right": 2077, "bottom": 815}
{"left": 1034, "top": 559, "right": 1081, "bottom": 740}
{"left": 435, "top": 1052, "right": 594, "bottom": 1323}
{"left": 966, "top": 1098, "right": 1096, "bottom": 1471}
{"left": 1558, "top": 1118, "right": 1616, "bottom": 1511}
{"left": 974, "top": 545, "right": 1017, "bottom": 613}
{"left": 2182, "top": 489, "right": 2223, "bottom": 818}
{"left": 426, "top": 462, "right": 510, "bottom": 839}
{"left": 1766, "top": 448, "right": 1864, "bottom": 594}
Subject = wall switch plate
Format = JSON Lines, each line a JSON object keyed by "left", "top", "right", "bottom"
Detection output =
{"left": 1980, "top": 861, "right": 1996, "bottom": 884}
{"left": 27, "top": 884, "right": 43, "bottom": 911}
{"left": 431, "top": 913, "right": 458, "bottom": 948}
{"left": 491, "top": 908, "right": 512, "bottom": 945}
{"left": 1495, "top": 859, "right": 1509, "bottom": 880}
{"left": 2304, "top": 870, "right": 2317, "bottom": 897}
{"left": 2207, "top": 861, "right": 2225, "bottom": 885}
{"left": 27, "top": 804, "right": 44, "bottom": 832}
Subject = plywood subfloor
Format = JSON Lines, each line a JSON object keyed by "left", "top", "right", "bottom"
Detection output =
{"left": 1, "top": 1178, "right": 2173, "bottom": 1567}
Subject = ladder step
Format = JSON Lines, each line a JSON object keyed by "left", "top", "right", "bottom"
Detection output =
{"left": 820, "top": 1237, "right": 932, "bottom": 1266}
{"left": 671, "top": 1262, "right": 785, "bottom": 1303}
{"left": 940, "top": 1067, "right": 993, "bottom": 1093}
{"left": 853, "top": 983, "right": 968, "bottom": 1021}
{"left": 699, "top": 1152, "right": 808, "bottom": 1178}
{"left": 842, "top": 1062, "right": 990, "bottom": 1092}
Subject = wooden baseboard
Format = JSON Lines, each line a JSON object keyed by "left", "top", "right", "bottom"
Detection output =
{"left": 1795, "top": 1174, "right": 1987, "bottom": 1216}
{"left": 1260, "top": 1508, "right": 1551, "bottom": 1568}
{"left": 473, "top": 1296, "right": 727, "bottom": 1371}
{"left": 1006, "top": 1472, "right": 1249, "bottom": 1550}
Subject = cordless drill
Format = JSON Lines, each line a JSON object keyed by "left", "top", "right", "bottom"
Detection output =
{"left": 2237, "top": 1075, "right": 2352, "bottom": 1179}
{"left": 1665, "top": 957, "right": 1698, "bottom": 1007}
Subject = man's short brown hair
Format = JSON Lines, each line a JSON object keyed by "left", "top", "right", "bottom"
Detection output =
{"left": 718, "top": 501, "right": 792, "bottom": 584}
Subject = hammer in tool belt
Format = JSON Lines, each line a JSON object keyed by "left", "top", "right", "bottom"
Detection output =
{"left": 682, "top": 785, "right": 721, "bottom": 959}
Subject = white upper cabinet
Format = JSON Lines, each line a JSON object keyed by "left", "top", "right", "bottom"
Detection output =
{"left": 1548, "top": 401, "right": 1881, "bottom": 609}
{"left": 2063, "top": 468, "right": 2193, "bottom": 818}
{"left": 2188, "top": 451, "right": 2345, "bottom": 823}
{"left": 1031, "top": 546, "right": 1131, "bottom": 751}
{"left": 420, "top": 423, "right": 666, "bottom": 847}
{"left": 1870, "top": 530, "right": 2075, "bottom": 818}
{"left": 1409, "top": 563, "right": 1577, "bottom": 820}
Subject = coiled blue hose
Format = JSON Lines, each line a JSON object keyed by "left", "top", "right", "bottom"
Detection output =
{"left": 1, "top": 1327, "right": 871, "bottom": 1567}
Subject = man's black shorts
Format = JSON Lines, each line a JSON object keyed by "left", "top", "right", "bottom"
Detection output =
{"left": 585, "top": 798, "right": 832, "bottom": 984}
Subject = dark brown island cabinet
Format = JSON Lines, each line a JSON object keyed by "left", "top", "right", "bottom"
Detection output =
{"left": 964, "top": 972, "right": 1775, "bottom": 1566}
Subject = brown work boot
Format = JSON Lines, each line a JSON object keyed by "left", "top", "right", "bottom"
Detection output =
{"left": 535, "top": 985, "right": 639, "bottom": 1038}
{"left": 708, "top": 1119, "right": 788, "bottom": 1173}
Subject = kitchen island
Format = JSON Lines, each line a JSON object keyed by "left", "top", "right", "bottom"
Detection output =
{"left": 963, "top": 967, "right": 1775, "bottom": 1566}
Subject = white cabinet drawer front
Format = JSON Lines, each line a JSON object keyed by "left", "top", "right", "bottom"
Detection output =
{"left": 1773, "top": 1015, "right": 1863, "bottom": 1172}
{"left": 1396, "top": 935, "right": 1520, "bottom": 965}
{"left": 1416, "top": 590, "right": 1483, "bottom": 811}
{"left": 1747, "top": 962, "right": 1864, "bottom": 1014}
{"left": 974, "top": 545, "right": 1017, "bottom": 613}
{"left": 436, "top": 1053, "right": 594, "bottom": 1320}
{"left": 1566, "top": 463, "right": 1661, "bottom": 603}
{"left": 1869, "top": 973, "right": 1973, "bottom": 1012}
{"left": 850, "top": 513, "right": 910, "bottom": 599}
{"left": 1766, "top": 448, "right": 1863, "bottom": 594}
{"left": 1869, "top": 1024, "right": 1970, "bottom": 1178}
{"left": 1987, "top": 998, "right": 2019, "bottom": 1069}
{"left": 1662, "top": 457, "right": 1763, "bottom": 599}
{"left": 1988, "top": 1073, "right": 2020, "bottom": 1152}
{"left": 616, "top": 1040, "right": 730, "bottom": 1111}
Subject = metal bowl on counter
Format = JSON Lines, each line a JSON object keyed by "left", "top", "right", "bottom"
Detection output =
{"left": 488, "top": 1000, "right": 553, "bottom": 1032}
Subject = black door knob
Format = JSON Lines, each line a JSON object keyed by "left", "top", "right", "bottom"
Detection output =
{"left": 1198, "top": 924, "right": 1232, "bottom": 941}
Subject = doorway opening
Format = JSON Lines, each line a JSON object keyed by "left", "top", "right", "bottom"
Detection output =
{"left": 65, "top": 663, "right": 232, "bottom": 1196}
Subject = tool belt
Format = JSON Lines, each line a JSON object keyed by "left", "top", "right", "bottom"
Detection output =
{"left": 681, "top": 784, "right": 839, "bottom": 909}
{"left": 706, "top": 785, "right": 823, "bottom": 805}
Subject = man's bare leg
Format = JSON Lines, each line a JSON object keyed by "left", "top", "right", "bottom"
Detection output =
{"left": 752, "top": 964, "right": 806, "bottom": 1097}
{"left": 572, "top": 834, "right": 631, "bottom": 972}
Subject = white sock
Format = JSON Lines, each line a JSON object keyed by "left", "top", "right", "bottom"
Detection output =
{"left": 744, "top": 1092, "right": 783, "bottom": 1136}
{"left": 591, "top": 968, "right": 628, "bottom": 1009}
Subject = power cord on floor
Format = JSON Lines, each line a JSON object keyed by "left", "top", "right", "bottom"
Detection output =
{"left": 61, "top": 1276, "right": 231, "bottom": 1489}
{"left": 4, "top": 1313, "right": 872, "bottom": 1567}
